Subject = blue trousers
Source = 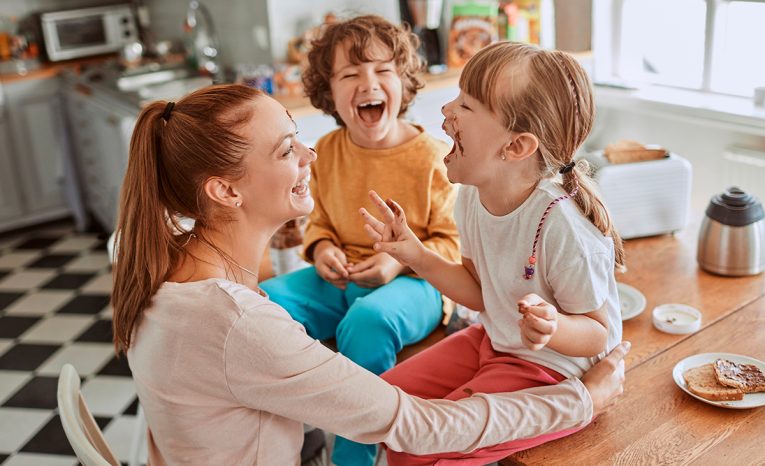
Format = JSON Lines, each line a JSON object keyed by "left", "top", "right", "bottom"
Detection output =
{"left": 260, "top": 266, "right": 442, "bottom": 466}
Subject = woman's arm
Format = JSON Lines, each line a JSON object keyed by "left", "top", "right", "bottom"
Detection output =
{"left": 223, "top": 291, "right": 630, "bottom": 454}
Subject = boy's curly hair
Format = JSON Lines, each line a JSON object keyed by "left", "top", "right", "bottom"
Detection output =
{"left": 302, "top": 15, "right": 425, "bottom": 126}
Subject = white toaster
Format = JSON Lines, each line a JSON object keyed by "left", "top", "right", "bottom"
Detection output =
{"left": 579, "top": 151, "right": 693, "bottom": 239}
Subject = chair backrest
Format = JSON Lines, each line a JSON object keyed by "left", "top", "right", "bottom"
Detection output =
{"left": 57, "top": 363, "right": 120, "bottom": 466}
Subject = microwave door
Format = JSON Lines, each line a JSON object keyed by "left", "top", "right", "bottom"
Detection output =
{"left": 44, "top": 14, "right": 114, "bottom": 60}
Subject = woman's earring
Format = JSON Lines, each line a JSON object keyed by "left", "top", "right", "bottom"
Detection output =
{"left": 501, "top": 155, "right": 507, "bottom": 161}
{"left": 235, "top": 201, "right": 242, "bottom": 207}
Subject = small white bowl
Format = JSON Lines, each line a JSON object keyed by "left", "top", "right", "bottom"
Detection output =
{"left": 652, "top": 304, "right": 702, "bottom": 334}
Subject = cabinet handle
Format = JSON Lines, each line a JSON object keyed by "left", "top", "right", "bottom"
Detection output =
{"left": 75, "top": 83, "right": 92, "bottom": 96}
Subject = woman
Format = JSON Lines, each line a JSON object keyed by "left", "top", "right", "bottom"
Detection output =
{"left": 112, "top": 84, "right": 629, "bottom": 465}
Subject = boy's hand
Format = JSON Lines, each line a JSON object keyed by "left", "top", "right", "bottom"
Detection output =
{"left": 347, "top": 253, "right": 405, "bottom": 288}
{"left": 359, "top": 190, "right": 426, "bottom": 269}
{"left": 517, "top": 293, "right": 559, "bottom": 351}
{"left": 313, "top": 240, "right": 350, "bottom": 290}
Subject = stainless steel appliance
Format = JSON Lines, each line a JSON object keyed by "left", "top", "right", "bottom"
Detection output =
{"left": 400, "top": 0, "right": 445, "bottom": 73}
{"left": 697, "top": 187, "right": 765, "bottom": 276}
{"left": 40, "top": 4, "right": 138, "bottom": 61}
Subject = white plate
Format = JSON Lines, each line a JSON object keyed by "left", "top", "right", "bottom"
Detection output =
{"left": 673, "top": 353, "right": 765, "bottom": 409}
{"left": 617, "top": 282, "right": 646, "bottom": 320}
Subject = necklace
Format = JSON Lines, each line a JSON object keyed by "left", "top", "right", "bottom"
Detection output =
{"left": 187, "top": 233, "right": 267, "bottom": 297}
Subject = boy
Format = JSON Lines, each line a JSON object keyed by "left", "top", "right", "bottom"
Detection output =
{"left": 260, "top": 15, "right": 459, "bottom": 466}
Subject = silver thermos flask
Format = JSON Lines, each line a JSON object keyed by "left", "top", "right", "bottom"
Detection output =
{"left": 697, "top": 187, "right": 765, "bottom": 276}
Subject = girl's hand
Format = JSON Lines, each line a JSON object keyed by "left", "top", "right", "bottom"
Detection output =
{"left": 313, "top": 240, "right": 350, "bottom": 290}
{"left": 517, "top": 293, "right": 559, "bottom": 351}
{"left": 347, "top": 253, "right": 405, "bottom": 288}
{"left": 359, "top": 190, "right": 426, "bottom": 269}
{"left": 582, "top": 341, "right": 630, "bottom": 416}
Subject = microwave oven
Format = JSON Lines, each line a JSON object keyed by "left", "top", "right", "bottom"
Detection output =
{"left": 40, "top": 4, "right": 138, "bottom": 61}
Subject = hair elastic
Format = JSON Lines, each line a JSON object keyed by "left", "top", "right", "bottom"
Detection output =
{"left": 559, "top": 161, "right": 576, "bottom": 174}
{"left": 523, "top": 176, "right": 580, "bottom": 280}
{"left": 161, "top": 102, "right": 175, "bottom": 122}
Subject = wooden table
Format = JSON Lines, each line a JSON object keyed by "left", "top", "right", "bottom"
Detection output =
{"left": 502, "top": 213, "right": 765, "bottom": 465}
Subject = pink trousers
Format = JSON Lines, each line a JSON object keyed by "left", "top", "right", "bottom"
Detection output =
{"left": 381, "top": 324, "right": 584, "bottom": 466}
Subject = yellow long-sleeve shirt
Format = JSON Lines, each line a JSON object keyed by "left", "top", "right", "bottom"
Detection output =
{"left": 304, "top": 125, "right": 460, "bottom": 266}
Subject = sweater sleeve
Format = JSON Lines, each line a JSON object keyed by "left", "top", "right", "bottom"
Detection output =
{"left": 420, "top": 165, "right": 460, "bottom": 263}
{"left": 302, "top": 159, "right": 341, "bottom": 262}
{"left": 223, "top": 292, "right": 594, "bottom": 455}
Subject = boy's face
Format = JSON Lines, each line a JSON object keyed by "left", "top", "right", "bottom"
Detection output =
{"left": 441, "top": 91, "right": 511, "bottom": 186}
{"left": 330, "top": 40, "right": 404, "bottom": 148}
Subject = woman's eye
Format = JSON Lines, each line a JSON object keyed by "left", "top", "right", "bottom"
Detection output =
{"left": 460, "top": 103, "right": 471, "bottom": 111}
{"left": 283, "top": 146, "right": 294, "bottom": 157}
{"left": 342, "top": 74, "right": 358, "bottom": 80}
{"left": 377, "top": 68, "right": 392, "bottom": 73}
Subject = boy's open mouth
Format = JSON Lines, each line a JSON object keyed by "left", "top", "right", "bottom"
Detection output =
{"left": 357, "top": 100, "right": 386, "bottom": 124}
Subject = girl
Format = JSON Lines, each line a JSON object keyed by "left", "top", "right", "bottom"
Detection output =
{"left": 111, "top": 84, "right": 628, "bottom": 465}
{"left": 361, "top": 42, "right": 625, "bottom": 465}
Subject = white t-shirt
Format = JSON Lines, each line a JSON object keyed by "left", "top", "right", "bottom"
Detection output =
{"left": 454, "top": 180, "right": 622, "bottom": 378}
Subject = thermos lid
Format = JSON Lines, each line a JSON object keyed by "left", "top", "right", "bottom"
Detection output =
{"left": 705, "top": 187, "right": 765, "bottom": 227}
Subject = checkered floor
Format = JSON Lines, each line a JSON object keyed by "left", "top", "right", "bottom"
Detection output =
{"left": 0, "top": 222, "right": 147, "bottom": 466}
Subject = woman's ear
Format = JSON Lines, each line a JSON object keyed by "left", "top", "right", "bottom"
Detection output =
{"left": 502, "top": 132, "right": 539, "bottom": 161}
{"left": 203, "top": 177, "right": 242, "bottom": 208}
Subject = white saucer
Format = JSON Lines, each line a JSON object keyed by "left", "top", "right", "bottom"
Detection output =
{"left": 617, "top": 282, "right": 646, "bottom": 321}
{"left": 673, "top": 353, "right": 765, "bottom": 409}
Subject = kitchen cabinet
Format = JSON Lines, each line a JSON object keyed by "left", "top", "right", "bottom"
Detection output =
{"left": 0, "top": 76, "right": 84, "bottom": 233}
{"left": 64, "top": 82, "right": 135, "bottom": 230}
{"left": 0, "top": 103, "right": 25, "bottom": 224}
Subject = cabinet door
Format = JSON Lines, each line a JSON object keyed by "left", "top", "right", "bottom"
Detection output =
{"left": 88, "top": 100, "right": 134, "bottom": 229}
{"left": 4, "top": 78, "right": 70, "bottom": 215}
{"left": 0, "top": 109, "right": 24, "bottom": 223}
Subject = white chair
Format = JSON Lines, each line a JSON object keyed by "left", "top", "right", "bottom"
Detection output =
{"left": 57, "top": 363, "right": 120, "bottom": 466}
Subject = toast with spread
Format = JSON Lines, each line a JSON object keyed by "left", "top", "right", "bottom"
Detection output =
{"left": 713, "top": 359, "right": 765, "bottom": 393}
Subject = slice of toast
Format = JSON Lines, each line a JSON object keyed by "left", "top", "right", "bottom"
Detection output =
{"left": 713, "top": 359, "right": 765, "bottom": 393}
{"left": 683, "top": 363, "right": 744, "bottom": 401}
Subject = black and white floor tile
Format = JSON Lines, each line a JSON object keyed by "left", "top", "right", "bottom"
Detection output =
{"left": 0, "top": 222, "right": 147, "bottom": 466}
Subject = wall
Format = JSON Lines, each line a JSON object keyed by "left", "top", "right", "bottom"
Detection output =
{"left": 0, "top": 0, "right": 112, "bottom": 18}
{"left": 145, "top": 0, "right": 272, "bottom": 66}
{"left": 266, "top": 0, "right": 399, "bottom": 62}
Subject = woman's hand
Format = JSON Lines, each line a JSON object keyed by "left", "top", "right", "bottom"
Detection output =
{"left": 347, "top": 253, "right": 406, "bottom": 288}
{"left": 581, "top": 341, "right": 630, "bottom": 416}
{"left": 517, "top": 293, "right": 558, "bottom": 351}
{"left": 360, "top": 190, "right": 427, "bottom": 269}
{"left": 313, "top": 240, "right": 350, "bottom": 290}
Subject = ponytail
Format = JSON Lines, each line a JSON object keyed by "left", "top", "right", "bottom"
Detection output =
{"left": 562, "top": 161, "right": 626, "bottom": 270}
{"left": 112, "top": 102, "right": 180, "bottom": 353}
{"left": 111, "top": 84, "right": 262, "bottom": 354}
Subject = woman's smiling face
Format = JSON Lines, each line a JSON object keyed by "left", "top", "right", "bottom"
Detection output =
{"left": 235, "top": 96, "right": 317, "bottom": 227}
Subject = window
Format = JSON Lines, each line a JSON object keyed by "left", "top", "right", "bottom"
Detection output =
{"left": 593, "top": 0, "right": 765, "bottom": 98}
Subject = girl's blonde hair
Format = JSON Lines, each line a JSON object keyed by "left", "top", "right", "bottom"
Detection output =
{"left": 112, "top": 84, "right": 263, "bottom": 353}
{"left": 460, "top": 41, "right": 624, "bottom": 269}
